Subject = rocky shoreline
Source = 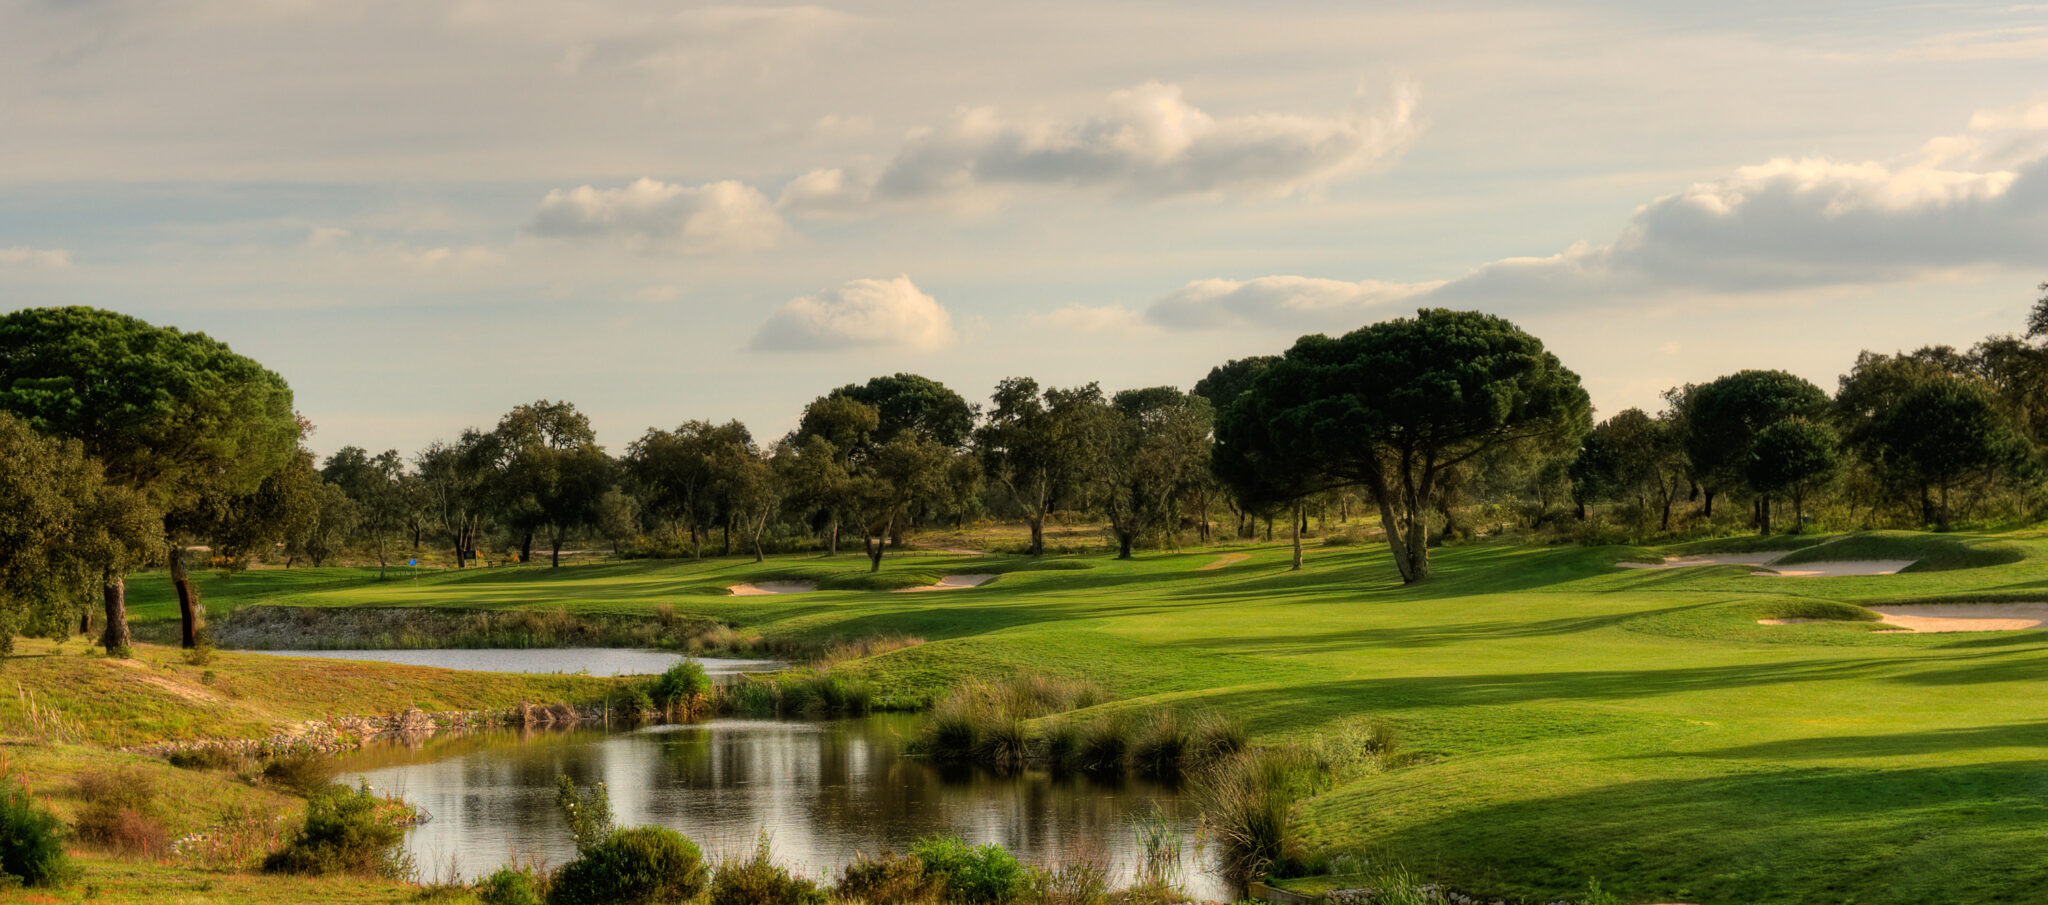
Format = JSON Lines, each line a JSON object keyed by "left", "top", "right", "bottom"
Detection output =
{"left": 128, "top": 700, "right": 611, "bottom": 759}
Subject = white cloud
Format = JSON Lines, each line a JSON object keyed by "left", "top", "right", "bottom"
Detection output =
{"left": 398, "top": 245, "right": 503, "bottom": 273}
{"left": 1146, "top": 275, "right": 1443, "bottom": 330}
{"left": 1144, "top": 110, "right": 2048, "bottom": 331}
{"left": 777, "top": 81, "right": 1421, "bottom": 216}
{"left": 1970, "top": 95, "right": 2048, "bottom": 132}
{"left": 750, "top": 275, "right": 955, "bottom": 351}
{"left": 306, "top": 226, "right": 352, "bottom": 248}
{"left": 529, "top": 178, "right": 788, "bottom": 253}
{"left": 450, "top": 2, "right": 857, "bottom": 83}
{"left": 0, "top": 246, "right": 73, "bottom": 269}
{"left": 1031, "top": 304, "right": 1150, "bottom": 334}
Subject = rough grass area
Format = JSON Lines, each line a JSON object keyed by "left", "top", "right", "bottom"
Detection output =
{"left": 1770, "top": 531, "right": 2025, "bottom": 571}
{"left": 1754, "top": 599, "right": 1882, "bottom": 622}
{"left": 75, "top": 524, "right": 2048, "bottom": 904}
{"left": 0, "top": 638, "right": 617, "bottom": 747}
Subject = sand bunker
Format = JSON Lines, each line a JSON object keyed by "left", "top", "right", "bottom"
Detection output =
{"left": 1867, "top": 604, "right": 2048, "bottom": 633}
{"left": 726, "top": 581, "right": 818, "bottom": 596}
{"left": 1619, "top": 554, "right": 1780, "bottom": 570}
{"left": 894, "top": 574, "right": 996, "bottom": 593}
{"left": 1197, "top": 553, "right": 1250, "bottom": 571}
{"left": 1760, "top": 560, "right": 1914, "bottom": 577}
{"left": 1621, "top": 554, "right": 1916, "bottom": 577}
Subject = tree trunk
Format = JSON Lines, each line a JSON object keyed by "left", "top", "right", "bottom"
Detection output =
{"left": 551, "top": 536, "right": 562, "bottom": 568}
{"left": 690, "top": 523, "right": 702, "bottom": 560}
{"left": 519, "top": 529, "right": 534, "bottom": 564}
{"left": 1264, "top": 518, "right": 1272, "bottom": 542}
{"left": 1792, "top": 492, "right": 1805, "bottom": 530}
{"left": 1703, "top": 489, "right": 1715, "bottom": 518}
{"left": 752, "top": 513, "right": 767, "bottom": 563}
{"left": 1938, "top": 482, "right": 1952, "bottom": 531}
{"left": 722, "top": 516, "right": 732, "bottom": 557}
{"left": 1028, "top": 516, "right": 1045, "bottom": 557}
{"left": 1660, "top": 495, "right": 1673, "bottom": 532}
{"left": 79, "top": 609, "right": 92, "bottom": 636}
{"left": 826, "top": 514, "right": 839, "bottom": 555}
{"left": 1116, "top": 529, "right": 1134, "bottom": 560}
{"left": 1290, "top": 500, "right": 1304, "bottom": 571}
{"left": 1758, "top": 495, "right": 1772, "bottom": 535}
{"left": 169, "top": 543, "right": 201, "bottom": 649}
{"left": 101, "top": 571, "right": 131, "bottom": 656}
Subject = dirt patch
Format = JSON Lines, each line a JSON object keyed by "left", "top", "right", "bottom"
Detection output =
{"left": 1866, "top": 603, "right": 2048, "bottom": 633}
{"left": 727, "top": 581, "right": 819, "bottom": 596}
{"left": 1197, "top": 553, "right": 1251, "bottom": 571}
{"left": 893, "top": 574, "right": 997, "bottom": 593}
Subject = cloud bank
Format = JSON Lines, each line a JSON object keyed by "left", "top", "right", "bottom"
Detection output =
{"left": 0, "top": 246, "right": 73, "bottom": 269}
{"left": 529, "top": 178, "right": 788, "bottom": 253}
{"left": 779, "top": 81, "right": 1421, "bottom": 216}
{"left": 1138, "top": 112, "right": 2048, "bottom": 331}
{"left": 751, "top": 275, "right": 955, "bottom": 351}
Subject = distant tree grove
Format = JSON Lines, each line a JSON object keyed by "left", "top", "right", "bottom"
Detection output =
{"left": 3, "top": 287, "right": 2048, "bottom": 650}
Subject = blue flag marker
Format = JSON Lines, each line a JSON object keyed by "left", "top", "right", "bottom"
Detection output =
{"left": 407, "top": 559, "right": 418, "bottom": 566}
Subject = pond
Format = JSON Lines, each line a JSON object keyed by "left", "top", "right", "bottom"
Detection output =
{"left": 337, "top": 715, "right": 1229, "bottom": 900}
{"left": 236, "top": 648, "right": 783, "bottom": 678}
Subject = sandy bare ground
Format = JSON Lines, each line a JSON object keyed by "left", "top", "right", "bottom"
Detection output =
{"left": 1867, "top": 604, "right": 2048, "bottom": 632}
{"left": 893, "top": 574, "right": 997, "bottom": 593}
{"left": 1621, "top": 554, "right": 1916, "bottom": 577}
{"left": 1618, "top": 554, "right": 1780, "bottom": 570}
{"left": 1198, "top": 553, "right": 1251, "bottom": 571}
{"left": 726, "top": 581, "right": 818, "bottom": 596}
{"left": 1762, "top": 560, "right": 1914, "bottom": 577}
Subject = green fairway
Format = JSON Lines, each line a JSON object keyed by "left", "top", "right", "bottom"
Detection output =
{"left": 122, "top": 531, "right": 2048, "bottom": 904}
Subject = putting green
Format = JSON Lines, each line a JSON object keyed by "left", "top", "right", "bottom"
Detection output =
{"left": 123, "top": 528, "right": 2048, "bottom": 904}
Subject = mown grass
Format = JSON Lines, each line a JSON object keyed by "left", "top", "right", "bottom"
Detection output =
{"left": 45, "top": 524, "right": 2048, "bottom": 903}
{"left": 1769, "top": 530, "right": 2027, "bottom": 572}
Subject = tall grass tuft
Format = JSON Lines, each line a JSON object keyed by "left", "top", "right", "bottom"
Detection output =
{"left": 1191, "top": 747, "right": 1319, "bottom": 888}
{"left": 1078, "top": 717, "right": 1132, "bottom": 775}
{"left": 1129, "top": 710, "right": 1190, "bottom": 780}
{"left": 975, "top": 718, "right": 1034, "bottom": 773}
{"left": 707, "top": 832, "right": 828, "bottom": 905}
{"left": 1039, "top": 720, "right": 1082, "bottom": 774}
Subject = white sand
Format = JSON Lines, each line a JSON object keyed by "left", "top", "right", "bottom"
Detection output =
{"left": 1866, "top": 603, "right": 2048, "bottom": 633}
{"left": 1618, "top": 554, "right": 1780, "bottom": 570}
{"left": 1198, "top": 553, "right": 1251, "bottom": 571}
{"left": 894, "top": 574, "right": 997, "bottom": 593}
{"left": 1761, "top": 560, "right": 1915, "bottom": 577}
{"left": 1621, "top": 553, "right": 1918, "bottom": 577}
{"left": 726, "top": 581, "right": 818, "bottom": 596}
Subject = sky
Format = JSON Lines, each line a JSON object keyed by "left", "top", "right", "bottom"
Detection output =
{"left": 3, "top": 0, "right": 2045, "bottom": 458}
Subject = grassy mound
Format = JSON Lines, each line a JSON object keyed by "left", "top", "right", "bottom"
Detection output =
{"left": 1755, "top": 598, "right": 1881, "bottom": 623}
{"left": 1772, "top": 532, "right": 2024, "bottom": 572}
{"left": 1663, "top": 534, "right": 1831, "bottom": 557}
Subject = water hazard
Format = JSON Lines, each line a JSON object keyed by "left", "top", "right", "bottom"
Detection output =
{"left": 337, "top": 715, "right": 1228, "bottom": 900}
{"left": 237, "top": 648, "right": 782, "bottom": 677}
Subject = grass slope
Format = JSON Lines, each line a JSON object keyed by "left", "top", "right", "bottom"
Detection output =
{"left": 89, "top": 530, "right": 2048, "bottom": 904}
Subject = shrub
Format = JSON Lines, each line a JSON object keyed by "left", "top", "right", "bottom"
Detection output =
{"left": 553, "top": 775, "right": 613, "bottom": 853}
{"left": 1038, "top": 720, "right": 1082, "bottom": 774}
{"left": 1321, "top": 534, "right": 1361, "bottom": 546}
{"left": 836, "top": 850, "right": 932, "bottom": 904}
{"left": 1027, "top": 857, "right": 1110, "bottom": 905}
{"left": 0, "top": 782, "right": 71, "bottom": 887}
{"left": 262, "top": 751, "right": 339, "bottom": 796}
{"left": 477, "top": 865, "right": 547, "bottom": 905}
{"left": 649, "top": 660, "right": 710, "bottom": 713}
{"left": 261, "top": 783, "right": 411, "bottom": 878}
{"left": 614, "top": 685, "right": 656, "bottom": 720}
{"left": 1078, "top": 717, "right": 1132, "bottom": 774}
{"left": 547, "top": 826, "right": 708, "bottom": 905}
{"left": 708, "top": 833, "right": 828, "bottom": 905}
{"left": 1187, "top": 711, "right": 1248, "bottom": 768}
{"left": 909, "top": 836, "right": 1028, "bottom": 905}
{"left": 73, "top": 767, "right": 167, "bottom": 856}
{"left": 166, "top": 746, "right": 243, "bottom": 771}
{"left": 1129, "top": 711, "right": 1190, "bottom": 780}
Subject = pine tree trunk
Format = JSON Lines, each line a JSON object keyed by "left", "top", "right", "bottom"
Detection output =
{"left": 1290, "top": 501, "right": 1304, "bottom": 571}
{"left": 101, "top": 571, "right": 131, "bottom": 656}
{"left": 170, "top": 543, "right": 201, "bottom": 649}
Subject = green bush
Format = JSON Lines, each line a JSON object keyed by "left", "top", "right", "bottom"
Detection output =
{"left": 477, "top": 865, "right": 547, "bottom": 905}
{"left": 262, "top": 751, "right": 339, "bottom": 796}
{"left": 261, "top": 783, "right": 410, "bottom": 878}
{"left": 166, "top": 747, "right": 243, "bottom": 770}
{"left": 0, "top": 782, "right": 72, "bottom": 887}
{"left": 547, "top": 826, "right": 708, "bottom": 905}
{"left": 649, "top": 660, "right": 710, "bottom": 711}
{"left": 727, "top": 678, "right": 778, "bottom": 716}
{"left": 554, "top": 775, "right": 613, "bottom": 853}
{"left": 909, "top": 836, "right": 1028, "bottom": 905}
{"left": 707, "top": 834, "right": 828, "bottom": 905}
{"left": 835, "top": 850, "right": 931, "bottom": 904}
{"left": 72, "top": 767, "right": 167, "bottom": 856}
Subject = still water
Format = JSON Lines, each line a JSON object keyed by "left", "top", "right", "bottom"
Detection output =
{"left": 239, "top": 648, "right": 783, "bottom": 677}
{"left": 337, "top": 716, "right": 1228, "bottom": 900}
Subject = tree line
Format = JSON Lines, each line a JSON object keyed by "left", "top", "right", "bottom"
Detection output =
{"left": 2, "top": 289, "right": 2045, "bottom": 654}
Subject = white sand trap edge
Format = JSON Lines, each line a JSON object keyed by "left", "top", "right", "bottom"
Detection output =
{"left": 727, "top": 581, "right": 818, "bottom": 596}
{"left": 1198, "top": 553, "right": 1251, "bottom": 571}
{"left": 1760, "top": 560, "right": 1914, "bottom": 577}
{"left": 1867, "top": 603, "right": 2048, "bottom": 632}
{"left": 894, "top": 574, "right": 997, "bottom": 593}
{"left": 1618, "top": 554, "right": 1780, "bottom": 571}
